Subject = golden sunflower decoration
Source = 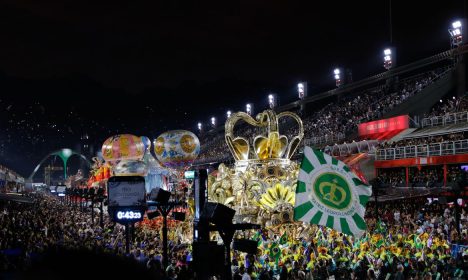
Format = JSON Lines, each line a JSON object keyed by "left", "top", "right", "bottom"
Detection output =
{"left": 257, "top": 183, "right": 295, "bottom": 210}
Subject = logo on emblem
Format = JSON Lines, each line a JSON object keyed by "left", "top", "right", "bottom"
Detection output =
{"left": 313, "top": 172, "right": 351, "bottom": 210}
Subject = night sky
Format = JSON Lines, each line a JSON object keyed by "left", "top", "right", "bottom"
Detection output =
{"left": 0, "top": 0, "right": 465, "bottom": 176}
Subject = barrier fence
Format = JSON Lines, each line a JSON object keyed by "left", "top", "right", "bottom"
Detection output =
{"left": 421, "top": 111, "right": 468, "bottom": 128}
{"left": 376, "top": 139, "right": 468, "bottom": 160}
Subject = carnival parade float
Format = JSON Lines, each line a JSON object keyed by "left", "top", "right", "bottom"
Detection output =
{"left": 91, "top": 110, "right": 451, "bottom": 272}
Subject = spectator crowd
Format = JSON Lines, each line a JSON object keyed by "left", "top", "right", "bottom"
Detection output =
{"left": 0, "top": 194, "right": 192, "bottom": 279}
{"left": 425, "top": 96, "right": 468, "bottom": 119}
{"left": 1, "top": 192, "right": 468, "bottom": 279}
{"left": 195, "top": 68, "right": 450, "bottom": 164}
{"left": 377, "top": 165, "right": 466, "bottom": 189}
{"left": 379, "top": 132, "right": 466, "bottom": 150}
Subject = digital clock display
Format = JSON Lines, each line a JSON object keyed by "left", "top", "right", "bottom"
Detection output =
{"left": 116, "top": 211, "right": 142, "bottom": 220}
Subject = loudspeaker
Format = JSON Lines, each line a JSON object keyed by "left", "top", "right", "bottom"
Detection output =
{"left": 233, "top": 239, "right": 258, "bottom": 254}
{"left": 172, "top": 211, "right": 185, "bottom": 221}
{"left": 201, "top": 202, "right": 235, "bottom": 225}
{"left": 149, "top": 187, "right": 171, "bottom": 204}
{"left": 147, "top": 211, "right": 160, "bottom": 220}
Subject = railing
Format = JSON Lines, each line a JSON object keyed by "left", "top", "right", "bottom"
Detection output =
{"left": 421, "top": 111, "right": 468, "bottom": 128}
{"left": 303, "top": 133, "right": 345, "bottom": 147}
{"left": 324, "top": 140, "right": 380, "bottom": 157}
{"left": 376, "top": 139, "right": 468, "bottom": 160}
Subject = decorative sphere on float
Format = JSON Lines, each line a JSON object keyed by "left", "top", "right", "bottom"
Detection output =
{"left": 153, "top": 130, "right": 200, "bottom": 168}
{"left": 101, "top": 134, "right": 146, "bottom": 162}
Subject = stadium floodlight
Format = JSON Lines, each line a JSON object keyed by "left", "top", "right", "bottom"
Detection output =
{"left": 334, "top": 68, "right": 341, "bottom": 87}
{"left": 383, "top": 48, "right": 393, "bottom": 70}
{"left": 268, "top": 94, "right": 276, "bottom": 109}
{"left": 297, "top": 82, "right": 307, "bottom": 99}
{"left": 227, "top": 110, "right": 232, "bottom": 118}
{"left": 246, "top": 103, "right": 252, "bottom": 115}
{"left": 197, "top": 122, "right": 202, "bottom": 131}
{"left": 449, "top": 20, "right": 463, "bottom": 47}
{"left": 211, "top": 117, "right": 216, "bottom": 127}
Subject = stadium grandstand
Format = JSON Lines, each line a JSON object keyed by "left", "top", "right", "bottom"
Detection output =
{"left": 0, "top": 165, "right": 25, "bottom": 194}
{"left": 194, "top": 45, "right": 468, "bottom": 202}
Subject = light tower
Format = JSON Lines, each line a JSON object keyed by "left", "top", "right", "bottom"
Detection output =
{"left": 297, "top": 82, "right": 307, "bottom": 99}
{"left": 246, "top": 103, "right": 253, "bottom": 115}
{"left": 334, "top": 68, "right": 342, "bottom": 87}
{"left": 211, "top": 117, "right": 216, "bottom": 128}
{"left": 268, "top": 94, "right": 277, "bottom": 109}
{"left": 383, "top": 48, "right": 393, "bottom": 70}
{"left": 449, "top": 20, "right": 463, "bottom": 48}
{"left": 297, "top": 82, "right": 308, "bottom": 115}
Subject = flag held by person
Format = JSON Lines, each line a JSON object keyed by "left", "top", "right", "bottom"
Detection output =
{"left": 294, "top": 147, "right": 372, "bottom": 238}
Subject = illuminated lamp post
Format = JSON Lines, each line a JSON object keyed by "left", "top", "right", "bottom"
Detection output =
{"left": 246, "top": 103, "right": 253, "bottom": 115}
{"left": 334, "top": 68, "right": 342, "bottom": 87}
{"left": 268, "top": 94, "right": 277, "bottom": 109}
{"left": 297, "top": 82, "right": 307, "bottom": 99}
{"left": 449, "top": 20, "right": 463, "bottom": 48}
{"left": 383, "top": 48, "right": 393, "bottom": 70}
{"left": 211, "top": 117, "right": 216, "bottom": 128}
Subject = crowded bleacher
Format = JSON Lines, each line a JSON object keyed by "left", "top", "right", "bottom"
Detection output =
{"left": 195, "top": 67, "right": 453, "bottom": 165}
{"left": 2, "top": 192, "right": 468, "bottom": 279}
{"left": 0, "top": 165, "right": 25, "bottom": 193}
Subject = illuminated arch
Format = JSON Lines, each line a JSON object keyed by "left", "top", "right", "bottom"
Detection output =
{"left": 28, "top": 149, "right": 91, "bottom": 181}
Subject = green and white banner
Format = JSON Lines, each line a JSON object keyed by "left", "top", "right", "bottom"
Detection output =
{"left": 294, "top": 147, "right": 372, "bottom": 238}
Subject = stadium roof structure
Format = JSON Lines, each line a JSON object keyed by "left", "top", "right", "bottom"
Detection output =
{"left": 279, "top": 45, "right": 468, "bottom": 112}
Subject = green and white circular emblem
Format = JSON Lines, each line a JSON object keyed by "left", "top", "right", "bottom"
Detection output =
{"left": 294, "top": 147, "right": 372, "bottom": 237}
{"left": 313, "top": 172, "right": 352, "bottom": 210}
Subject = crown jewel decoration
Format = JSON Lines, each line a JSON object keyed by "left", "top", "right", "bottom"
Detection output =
{"left": 209, "top": 110, "right": 304, "bottom": 230}
{"left": 225, "top": 110, "right": 304, "bottom": 161}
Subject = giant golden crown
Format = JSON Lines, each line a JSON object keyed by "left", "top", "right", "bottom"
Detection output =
{"left": 225, "top": 110, "right": 304, "bottom": 162}
{"left": 208, "top": 110, "right": 304, "bottom": 230}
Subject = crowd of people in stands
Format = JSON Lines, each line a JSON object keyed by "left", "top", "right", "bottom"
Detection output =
{"left": 196, "top": 134, "right": 231, "bottom": 163}
{"left": 0, "top": 165, "right": 20, "bottom": 175}
{"left": 301, "top": 69, "right": 440, "bottom": 144}
{"left": 377, "top": 165, "right": 466, "bottom": 188}
{"left": 379, "top": 132, "right": 466, "bottom": 150}
{"left": 195, "top": 68, "right": 449, "bottom": 164}
{"left": 1, "top": 193, "right": 468, "bottom": 279}
{"left": 0, "top": 165, "right": 24, "bottom": 193}
{"left": 425, "top": 96, "right": 468, "bottom": 119}
{"left": 0, "top": 165, "right": 23, "bottom": 182}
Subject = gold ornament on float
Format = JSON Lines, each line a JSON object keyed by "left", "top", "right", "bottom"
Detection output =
{"left": 208, "top": 109, "right": 304, "bottom": 231}
{"left": 225, "top": 110, "right": 303, "bottom": 161}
